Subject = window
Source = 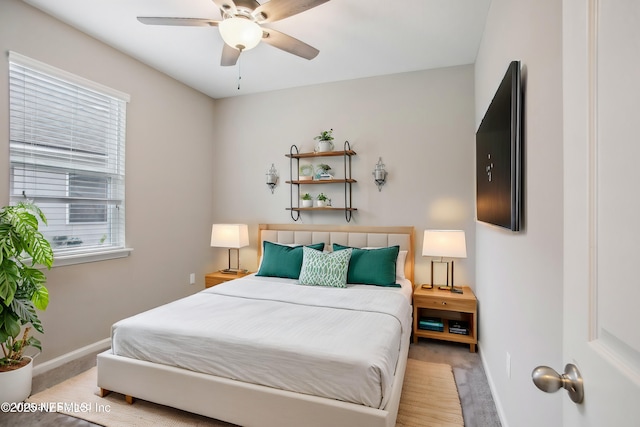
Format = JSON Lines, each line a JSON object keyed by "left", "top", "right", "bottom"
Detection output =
{"left": 68, "top": 174, "right": 109, "bottom": 224}
{"left": 8, "top": 52, "right": 130, "bottom": 265}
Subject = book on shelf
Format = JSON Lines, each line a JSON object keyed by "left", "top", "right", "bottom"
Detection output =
{"left": 419, "top": 317, "right": 443, "bottom": 326}
{"left": 448, "top": 320, "right": 470, "bottom": 335}
{"left": 449, "top": 320, "right": 469, "bottom": 329}
{"left": 419, "top": 317, "right": 444, "bottom": 332}
{"left": 419, "top": 324, "right": 444, "bottom": 332}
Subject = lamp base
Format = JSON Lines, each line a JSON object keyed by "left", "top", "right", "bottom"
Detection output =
{"left": 220, "top": 248, "right": 247, "bottom": 275}
{"left": 219, "top": 268, "right": 247, "bottom": 275}
{"left": 437, "top": 285, "right": 464, "bottom": 294}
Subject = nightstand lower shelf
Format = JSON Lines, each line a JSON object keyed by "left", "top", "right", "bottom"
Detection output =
{"left": 414, "top": 318, "right": 476, "bottom": 348}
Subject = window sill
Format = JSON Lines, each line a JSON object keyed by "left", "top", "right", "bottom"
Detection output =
{"left": 52, "top": 248, "right": 133, "bottom": 267}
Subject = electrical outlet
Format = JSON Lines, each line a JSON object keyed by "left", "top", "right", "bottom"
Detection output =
{"left": 506, "top": 352, "right": 511, "bottom": 379}
{"left": 189, "top": 273, "right": 195, "bottom": 285}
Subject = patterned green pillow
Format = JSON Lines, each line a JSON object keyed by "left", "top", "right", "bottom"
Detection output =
{"left": 299, "top": 247, "right": 352, "bottom": 288}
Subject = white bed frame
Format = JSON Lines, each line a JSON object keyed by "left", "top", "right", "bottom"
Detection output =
{"left": 97, "top": 224, "right": 415, "bottom": 427}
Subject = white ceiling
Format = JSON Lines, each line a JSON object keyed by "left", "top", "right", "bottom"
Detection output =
{"left": 22, "top": 0, "right": 491, "bottom": 99}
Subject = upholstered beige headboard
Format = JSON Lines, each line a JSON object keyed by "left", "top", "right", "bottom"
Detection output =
{"left": 258, "top": 224, "right": 415, "bottom": 283}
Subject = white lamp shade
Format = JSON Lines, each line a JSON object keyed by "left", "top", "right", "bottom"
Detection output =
{"left": 422, "top": 230, "right": 467, "bottom": 258}
{"left": 219, "top": 18, "right": 262, "bottom": 51}
{"left": 211, "top": 224, "right": 249, "bottom": 248}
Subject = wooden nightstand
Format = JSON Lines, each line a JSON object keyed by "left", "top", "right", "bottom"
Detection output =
{"left": 412, "top": 284, "right": 478, "bottom": 352}
{"left": 205, "top": 271, "right": 253, "bottom": 288}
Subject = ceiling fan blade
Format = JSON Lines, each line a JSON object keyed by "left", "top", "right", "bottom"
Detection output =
{"left": 254, "top": 0, "right": 330, "bottom": 23}
{"left": 137, "top": 17, "right": 220, "bottom": 27}
{"left": 211, "top": 0, "right": 237, "bottom": 16}
{"left": 221, "top": 43, "right": 241, "bottom": 66}
{"left": 261, "top": 28, "right": 319, "bottom": 60}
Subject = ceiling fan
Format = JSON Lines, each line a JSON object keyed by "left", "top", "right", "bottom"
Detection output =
{"left": 138, "top": 0, "right": 330, "bottom": 66}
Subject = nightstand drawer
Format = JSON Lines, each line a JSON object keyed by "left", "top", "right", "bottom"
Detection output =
{"left": 414, "top": 296, "right": 475, "bottom": 312}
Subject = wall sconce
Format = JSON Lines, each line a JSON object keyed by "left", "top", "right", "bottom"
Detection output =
{"left": 372, "top": 157, "right": 387, "bottom": 191}
{"left": 266, "top": 163, "right": 278, "bottom": 194}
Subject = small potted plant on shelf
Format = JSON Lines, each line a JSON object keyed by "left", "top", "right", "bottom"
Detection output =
{"left": 0, "top": 202, "right": 54, "bottom": 403}
{"left": 314, "top": 129, "right": 334, "bottom": 152}
{"left": 316, "top": 193, "right": 329, "bottom": 207}
{"left": 316, "top": 164, "right": 333, "bottom": 180}
{"left": 301, "top": 193, "right": 313, "bottom": 208}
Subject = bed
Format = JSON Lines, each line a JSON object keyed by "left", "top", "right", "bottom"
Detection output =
{"left": 97, "top": 224, "right": 415, "bottom": 427}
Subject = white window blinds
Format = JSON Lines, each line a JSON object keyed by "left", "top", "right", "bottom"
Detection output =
{"left": 8, "top": 52, "right": 130, "bottom": 262}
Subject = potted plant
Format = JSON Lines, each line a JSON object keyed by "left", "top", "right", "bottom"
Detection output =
{"left": 316, "top": 193, "right": 329, "bottom": 207}
{"left": 314, "top": 129, "right": 335, "bottom": 152}
{"left": 301, "top": 193, "right": 313, "bottom": 208}
{"left": 316, "top": 164, "right": 333, "bottom": 180}
{"left": 0, "top": 202, "right": 54, "bottom": 403}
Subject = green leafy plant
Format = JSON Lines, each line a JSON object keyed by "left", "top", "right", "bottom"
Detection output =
{"left": 0, "top": 202, "right": 53, "bottom": 369}
{"left": 301, "top": 193, "right": 313, "bottom": 201}
{"left": 314, "top": 129, "right": 334, "bottom": 141}
{"left": 317, "top": 193, "right": 328, "bottom": 202}
{"left": 317, "top": 164, "right": 332, "bottom": 172}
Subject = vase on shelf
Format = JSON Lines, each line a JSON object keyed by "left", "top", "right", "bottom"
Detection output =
{"left": 315, "top": 140, "right": 334, "bottom": 152}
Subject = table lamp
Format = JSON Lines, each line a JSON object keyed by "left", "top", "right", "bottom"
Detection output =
{"left": 422, "top": 230, "right": 467, "bottom": 293}
{"left": 210, "top": 224, "right": 249, "bottom": 274}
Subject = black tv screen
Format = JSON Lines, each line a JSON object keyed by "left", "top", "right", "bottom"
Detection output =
{"left": 476, "top": 61, "right": 522, "bottom": 231}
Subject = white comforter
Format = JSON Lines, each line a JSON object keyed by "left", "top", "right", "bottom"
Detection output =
{"left": 111, "top": 275, "right": 412, "bottom": 409}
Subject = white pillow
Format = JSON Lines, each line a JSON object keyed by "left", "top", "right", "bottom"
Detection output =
{"left": 396, "top": 250, "right": 408, "bottom": 279}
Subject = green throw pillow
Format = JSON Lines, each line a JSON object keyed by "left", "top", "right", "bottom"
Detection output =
{"left": 332, "top": 244, "right": 400, "bottom": 287}
{"left": 299, "top": 247, "right": 352, "bottom": 288}
{"left": 256, "top": 241, "right": 325, "bottom": 279}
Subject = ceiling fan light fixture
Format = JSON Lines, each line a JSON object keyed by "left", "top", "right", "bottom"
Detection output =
{"left": 219, "top": 17, "right": 262, "bottom": 51}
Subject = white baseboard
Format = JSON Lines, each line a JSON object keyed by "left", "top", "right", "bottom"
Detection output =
{"left": 33, "top": 338, "right": 111, "bottom": 377}
{"left": 478, "top": 341, "right": 509, "bottom": 427}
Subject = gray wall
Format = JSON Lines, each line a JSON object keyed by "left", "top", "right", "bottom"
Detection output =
{"left": 0, "top": 0, "right": 219, "bottom": 364}
{"left": 211, "top": 66, "right": 477, "bottom": 284}
{"left": 474, "top": 0, "right": 564, "bottom": 425}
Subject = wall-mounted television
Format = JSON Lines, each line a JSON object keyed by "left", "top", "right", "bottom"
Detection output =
{"left": 476, "top": 60, "right": 523, "bottom": 231}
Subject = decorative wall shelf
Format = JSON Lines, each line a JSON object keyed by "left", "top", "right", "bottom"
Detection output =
{"left": 286, "top": 141, "right": 357, "bottom": 222}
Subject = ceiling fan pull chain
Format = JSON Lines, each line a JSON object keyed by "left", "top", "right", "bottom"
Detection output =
{"left": 237, "top": 51, "right": 242, "bottom": 90}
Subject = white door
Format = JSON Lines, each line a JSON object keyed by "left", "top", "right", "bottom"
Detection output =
{"left": 560, "top": 0, "right": 640, "bottom": 425}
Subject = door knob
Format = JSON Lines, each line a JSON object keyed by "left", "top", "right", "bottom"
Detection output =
{"left": 532, "top": 363, "right": 584, "bottom": 403}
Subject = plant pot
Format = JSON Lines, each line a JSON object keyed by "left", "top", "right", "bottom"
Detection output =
{"left": 316, "top": 200, "right": 327, "bottom": 207}
{"left": 0, "top": 356, "right": 33, "bottom": 403}
{"left": 301, "top": 199, "right": 313, "bottom": 208}
{"left": 316, "top": 141, "right": 334, "bottom": 152}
